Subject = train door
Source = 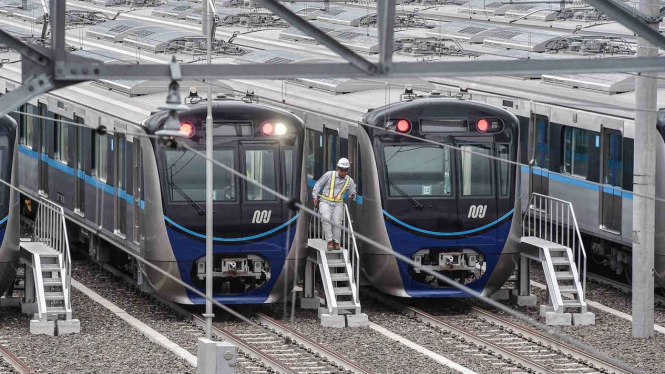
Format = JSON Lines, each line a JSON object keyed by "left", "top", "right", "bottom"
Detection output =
{"left": 114, "top": 134, "right": 127, "bottom": 237}
{"left": 132, "top": 140, "right": 142, "bottom": 244}
{"left": 37, "top": 102, "right": 48, "bottom": 197}
{"left": 240, "top": 144, "right": 282, "bottom": 236}
{"left": 456, "top": 139, "right": 497, "bottom": 242}
{"left": 530, "top": 113, "right": 550, "bottom": 199}
{"left": 600, "top": 128, "right": 623, "bottom": 233}
{"left": 73, "top": 116, "right": 85, "bottom": 216}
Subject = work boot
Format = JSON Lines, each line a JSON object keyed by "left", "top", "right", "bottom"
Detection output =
{"left": 327, "top": 241, "right": 334, "bottom": 250}
{"left": 334, "top": 242, "right": 340, "bottom": 250}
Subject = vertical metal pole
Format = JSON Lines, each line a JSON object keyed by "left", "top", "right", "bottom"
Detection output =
{"left": 202, "top": 0, "right": 208, "bottom": 39}
{"left": 50, "top": 0, "right": 65, "bottom": 64}
{"left": 204, "top": 1, "right": 214, "bottom": 341}
{"left": 632, "top": 0, "right": 659, "bottom": 339}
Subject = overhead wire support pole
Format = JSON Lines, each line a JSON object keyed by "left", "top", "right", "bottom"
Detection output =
{"left": 204, "top": 0, "right": 216, "bottom": 341}
{"left": 49, "top": 0, "right": 65, "bottom": 64}
{"left": 632, "top": 0, "right": 659, "bottom": 339}
{"left": 257, "top": 0, "right": 377, "bottom": 75}
{"left": 378, "top": 0, "right": 396, "bottom": 74}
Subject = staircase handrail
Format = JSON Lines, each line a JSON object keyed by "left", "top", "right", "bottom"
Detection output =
{"left": 343, "top": 203, "right": 360, "bottom": 306}
{"left": 309, "top": 211, "right": 337, "bottom": 313}
{"left": 522, "top": 193, "right": 587, "bottom": 296}
{"left": 34, "top": 199, "right": 71, "bottom": 303}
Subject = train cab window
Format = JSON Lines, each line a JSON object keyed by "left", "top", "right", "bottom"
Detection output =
{"left": 20, "top": 104, "right": 36, "bottom": 147}
{"left": 562, "top": 127, "right": 589, "bottom": 178}
{"left": 460, "top": 145, "right": 493, "bottom": 197}
{"left": 245, "top": 149, "right": 277, "bottom": 201}
{"left": 93, "top": 132, "right": 108, "bottom": 181}
{"left": 498, "top": 145, "right": 511, "bottom": 197}
{"left": 54, "top": 120, "right": 69, "bottom": 164}
{"left": 384, "top": 145, "right": 452, "bottom": 197}
{"left": 165, "top": 149, "right": 236, "bottom": 202}
{"left": 534, "top": 115, "right": 549, "bottom": 169}
{"left": 284, "top": 149, "right": 295, "bottom": 198}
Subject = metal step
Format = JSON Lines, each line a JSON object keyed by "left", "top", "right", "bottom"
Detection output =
{"left": 562, "top": 300, "right": 582, "bottom": 307}
{"left": 41, "top": 264, "right": 61, "bottom": 271}
{"left": 42, "top": 278, "right": 62, "bottom": 286}
{"left": 550, "top": 258, "right": 570, "bottom": 265}
{"left": 44, "top": 292, "right": 64, "bottom": 300}
{"left": 336, "top": 301, "right": 356, "bottom": 309}
{"left": 330, "top": 273, "right": 349, "bottom": 282}
{"left": 333, "top": 287, "right": 353, "bottom": 296}
{"left": 558, "top": 286, "right": 578, "bottom": 294}
{"left": 47, "top": 306, "right": 67, "bottom": 314}
{"left": 554, "top": 272, "right": 573, "bottom": 280}
{"left": 327, "top": 259, "right": 346, "bottom": 268}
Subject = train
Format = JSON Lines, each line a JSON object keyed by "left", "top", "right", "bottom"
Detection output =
{"left": 0, "top": 115, "right": 19, "bottom": 298}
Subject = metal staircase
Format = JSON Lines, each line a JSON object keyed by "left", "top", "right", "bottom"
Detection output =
{"left": 19, "top": 199, "right": 78, "bottom": 335}
{"left": 303, "top": 203, "right": 366, "bottom": 327}
{"left": 521, "top": 193, "right": 593, "bottom": 325}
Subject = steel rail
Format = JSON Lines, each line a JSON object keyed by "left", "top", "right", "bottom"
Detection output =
{"left": 191, "top": 314, "right": 296, "bottom": 374}
{"left": 253, "top": 312, "right": 375, "bottom": 374}
{"left": 0, "top": 344, "right": 30, "bottom": 374}
{"left": 461, "top": 302, "right": 632, "bottom": 374}
{"left": 364, "top": 290, "right": 555, "bottom": 374}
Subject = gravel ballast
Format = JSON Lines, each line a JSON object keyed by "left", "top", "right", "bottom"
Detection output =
{"left": 0, "top": 288, "right": 194, "bottom": 374}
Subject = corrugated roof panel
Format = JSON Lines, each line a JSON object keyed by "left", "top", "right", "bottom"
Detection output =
{"left": 457, "top": 0, "right": 506, "bottom": 14}
{"left": 86, "top": 20, "right": 150, "bottom": 42}
{"left": 483, "top": 30, "right": 567, "bottom": 52}
{"left": 233, "top": 49, "right": 321, "bottom": 64}
{"left": 426, "top": 21, "right": 508, "bottom": 43}
{"left": 317, "top": 7, "right": 375, "bottom": 26}
{"left": 152, "top": 2, "right": 200, "bottom": 19}
{"left": 503, "top": 4, "right": 560, "bottom": 21}
{"left": 71, "top": 49, "right": 135, "bottom": 64}
{"left": 328, "top": 29, "right": 380, "bottom": 53}
{"left": 123, "top": 29, "right": 199, "bottom": 52}
{"left": 280, "top": 20, "right": 350, "bottom": 42}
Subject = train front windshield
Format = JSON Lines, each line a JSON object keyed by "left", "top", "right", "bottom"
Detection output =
{"left": 164, "top": 149, "right": 236, "bottom": 202}
{"left": 384, "top": 145, "right": 452, "bottom": 197}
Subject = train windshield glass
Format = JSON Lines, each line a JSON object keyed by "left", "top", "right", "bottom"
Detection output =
{"left": 460, "top": 145, "right": 493, "bottom": 196}
{"left": 245, "top": 149, "right": 277, "bottom": 201}
{"left": 384, "top": 145, "right": 452, "bottom": 197}
{"left": 164, "top": 150, "right": 236, "bottom": 202}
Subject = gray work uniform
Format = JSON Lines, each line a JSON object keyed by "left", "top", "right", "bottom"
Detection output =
{"left": 312, "top": 171, "right": 357, "bottom": 243}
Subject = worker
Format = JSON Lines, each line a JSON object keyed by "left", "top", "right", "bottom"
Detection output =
{"left": 312, "top": 158, "right": 357, "bottom": 250}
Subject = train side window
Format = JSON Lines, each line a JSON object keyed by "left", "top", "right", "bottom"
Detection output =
{"left": 93, "top": 132, "right": 108, "bottom": 181}
{"left": 54, "top": 120, "right": 69, "bottom": 164}
{"left": 20, "top": 104, "right": 36, "bottom": 148}
{"left": 384, "top": 145, "right": 452, "bottom": 197}
{"left": 283, "top": 148, "right": 294, "bottom": 198}
{"left": 498, "top": 144, "right": 511, "bottom": 197}
{"left": 562, "top": 127, "right": 589, "bottom": 178}
{"left": 460, "top": 144, "right": 493, "bottom": 197}
{"left": 245, "top": 149, "right": 277, "bottom": 201}
{"left": 534, "top": 115, "right": 549, "bottom": 169}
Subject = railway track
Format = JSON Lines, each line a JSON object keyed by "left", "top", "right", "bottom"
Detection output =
{"left": 191, "top": 312, "right": 373, "bottom": 374}
{"left": 587, "top": 273, "right": 665, "bottom": 306}
{"left": 364, "top": 289, "right": 631, "bottom": 374}
{"left": 0, "top": 344, "right": 30, "bottom": 374}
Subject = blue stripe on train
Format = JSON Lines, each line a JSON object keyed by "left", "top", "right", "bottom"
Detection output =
{"left": 523, "top": 166, "right": 633, "bottom": 199}
{"left": 383, "top": 209, "right": 514, "bottom": 236}
{"left": 164, "top": 214, "right": 300, "bottom": 242}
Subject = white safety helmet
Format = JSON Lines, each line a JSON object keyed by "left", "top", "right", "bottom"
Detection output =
{"left": 337, "top": 158, "right": 350, "bottom": 169}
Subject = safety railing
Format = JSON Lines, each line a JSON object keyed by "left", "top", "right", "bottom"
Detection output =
{"left": 522, "top": 193, "right": 587, "bottom": 296}
{"left": 308, "top": 202, "right": 361, "bottom": 307}
{"left": 33, "top": 199, "right": 71, "bottom": 293}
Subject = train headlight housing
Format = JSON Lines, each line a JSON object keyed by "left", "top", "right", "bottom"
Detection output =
{"left": 262, "top": 122, "right": 274, "bottom": 135}
{"left": 476, "top": 118, "right": 504, "bottom": 133}
{"left": 275, "top": 123, "right": 287, "bottom": 136}
{"left": 477, "top": 119, "right": 489, "bottom": 132}
{"left": 180, "top": 122, "right": 195, "bottom": 138}
{"left": 396, "top": 119, "right": 411, "bottom": 133}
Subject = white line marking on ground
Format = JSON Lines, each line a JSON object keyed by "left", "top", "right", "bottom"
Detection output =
{"left": 72, "top": 279, "right": 197, "bottom": 367}
{"left": 368, "top": 322, "right": 477, "bottom": 374}
{"left": 531, "top": 280, "right": 665, "bottom": 335}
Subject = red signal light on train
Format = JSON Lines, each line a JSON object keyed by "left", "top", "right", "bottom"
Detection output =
{"left": 180, "top": 122, "right": 195, "bottom": 137}
{"left": 262, "top": 122, "right": 274, "bottom": 135}
{"left": 396, "top": 119, "right": 411, "bottom": 133}
{"left": 477, "top": 119, "right": 489, "bottom": 132}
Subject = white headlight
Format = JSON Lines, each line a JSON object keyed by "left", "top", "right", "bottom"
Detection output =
{"left": 275, "top": 123, "right": 287, "bottom": 136}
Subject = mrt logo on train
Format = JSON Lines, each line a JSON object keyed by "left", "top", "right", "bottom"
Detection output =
{"left": 252, "top": 210, "right": 272, "bottom": 224}
{"left": 468, "top": 205, "right": 488, "bottom": 219}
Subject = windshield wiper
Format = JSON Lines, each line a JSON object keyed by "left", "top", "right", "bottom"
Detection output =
{"left": 387, "top": 179, "right": 424, "bottom": 210}
{"left": 168, "top": 181, "right": 206, "bottom": 216}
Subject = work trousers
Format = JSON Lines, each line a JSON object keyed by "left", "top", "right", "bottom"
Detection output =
{"left": 319, "top": 200, "right": 344, "bottom": 243}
